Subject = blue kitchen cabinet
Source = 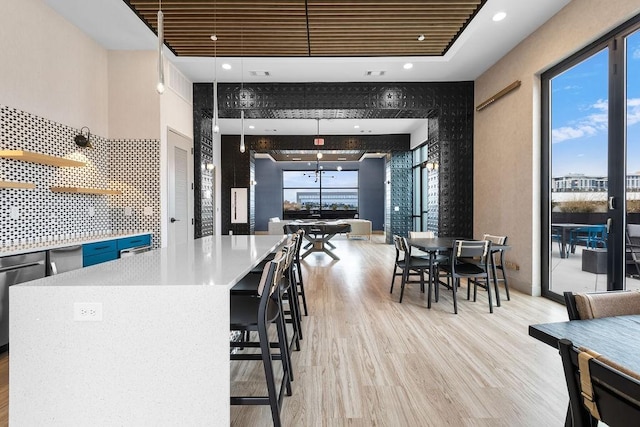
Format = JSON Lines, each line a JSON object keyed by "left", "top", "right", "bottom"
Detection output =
{"left": 82, "top": 234, "right": 151, "bottom": 267}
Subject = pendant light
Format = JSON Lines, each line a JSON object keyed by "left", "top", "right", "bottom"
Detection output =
{"left": 211, "top": 1, "right": 219, "bottom": 133}
{"left": 156, "top": 0, "right": 165, "bottom": 94}
{"left": 239, "top": 27, "right": 245, "bottom": 153}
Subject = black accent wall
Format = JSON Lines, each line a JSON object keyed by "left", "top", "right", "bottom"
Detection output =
{"left": 193, "top": 81, "right": 474, "bottom": 241}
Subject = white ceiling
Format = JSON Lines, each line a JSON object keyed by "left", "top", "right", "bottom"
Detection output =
{"left": 44, "top": 0, "right": 571, "bottom": 136}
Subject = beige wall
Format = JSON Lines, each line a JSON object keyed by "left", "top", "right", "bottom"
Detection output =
{"left": 474, "top": 0, "right": 640, "bottom": 295}
{"left": 0, "top": 0, "right": 109, "bottom": 136}
{"left": 108, "top": 51, "right": 161, "bottom": 140}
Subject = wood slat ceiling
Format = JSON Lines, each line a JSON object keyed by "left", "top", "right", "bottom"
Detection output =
{"left": 124, "top": 0, "right": 486, "bottom": 57}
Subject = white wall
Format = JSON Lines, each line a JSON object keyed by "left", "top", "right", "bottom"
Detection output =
{"left": 474, "top": 0, "right": 640, "bottom": 295}
{"left": 108, "top": 51, "right": 161, "bottom": 140}
{"left": 0, "top": 0, "right": 109, "bottom": 136}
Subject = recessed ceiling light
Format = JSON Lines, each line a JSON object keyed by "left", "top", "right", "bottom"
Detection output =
{"left": 222, "top": 63, "right": 231, "bottom": 70}
{"left": 417, "top": 34, "right": 425, "bottom": 41}
{"left": 210, "top": 35, "right": 218, "bottom": 41}
{"left": 403, "top": 63, "right": 413, "bottom": 70}
{"left": 492, "top": 11, "right": 507, "bottom": 22}
{"left": 337, "top": 166, "right": 343, "bottom": 171}
{"left": 354, "top": 125, "right": 360, "bottom": 129}
{"left": 249, "top": 125, "right": 255, "bottom": 129}
{"left": 292, "top": 158, "right": 302, "bottom": 161}
{"left": 338, "top": 157, "right": 347, "bottom": 161}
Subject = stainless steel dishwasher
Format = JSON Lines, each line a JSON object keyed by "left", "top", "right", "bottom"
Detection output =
{"left": 47, "top": 245, "right": 83, "bottom": 275}
{"left": 0, "top": 251, "right": 46, "bottom": 350}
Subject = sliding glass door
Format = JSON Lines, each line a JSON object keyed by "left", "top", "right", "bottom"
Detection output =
{"left": 543, "top": 17, "right": 640, "bottom": 300}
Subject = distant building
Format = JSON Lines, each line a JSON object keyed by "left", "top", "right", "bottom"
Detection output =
{"left": 552, "top": 173, "right": 640, "bottom": 192}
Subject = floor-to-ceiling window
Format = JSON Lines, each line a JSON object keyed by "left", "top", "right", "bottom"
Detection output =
{"left": 542, "top": 16, "right": 640, "bottom": 301}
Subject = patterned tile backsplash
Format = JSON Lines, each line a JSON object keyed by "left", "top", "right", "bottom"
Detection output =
{"left": 0, "top": 105, "right": 161, "bottom": 249}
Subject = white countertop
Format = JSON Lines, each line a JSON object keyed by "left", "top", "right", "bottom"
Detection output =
{"left": 0, "top": 231, "right": 152, "bottom": 257}
{"left": 17, "top": 235, "right": 286, "bottom": 288}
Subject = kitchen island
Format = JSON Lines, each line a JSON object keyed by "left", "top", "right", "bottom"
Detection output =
{"left": 9, "top": 234, "right": 286, "bottom": 426}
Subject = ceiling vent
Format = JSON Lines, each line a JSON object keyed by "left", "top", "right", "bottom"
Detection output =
{"left": 366, "top": 70, "right": 385, "bottom": 76}
{"left": 249, "top": 71, "right": 270, "bottom": 77}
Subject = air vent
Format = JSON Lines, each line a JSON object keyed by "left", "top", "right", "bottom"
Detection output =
{"left": 366, "top": 70, "right": 385, "bottom": 76}
{"left": 249, "top": 71, "right": 270, "bottom": 77}
{"left": 168, "top": 62, "right": 193, "bottom": 103}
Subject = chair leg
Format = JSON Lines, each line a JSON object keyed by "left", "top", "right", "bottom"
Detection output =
{"left": 399, "top": 268, "right": 408, "bottom": 303}
{"left": 390, "top": 265, "right": 398, "bottom": 294}
{"left": 295, "top": 261, "right": 309, "bottom": 315}
{"left": 275, "top": 311, "right": 295, "bottom": 387}
{"left": 258, "top": 322, "right": 284, "bottom": 427}
{"left": 501, "top": 266, "right": 510, "bottom": 301}
{"left": 486, "top": 277, "right": 494, "bottom": 314}
{"left": 452, "top": 277, "right": 458, "bottom": 314}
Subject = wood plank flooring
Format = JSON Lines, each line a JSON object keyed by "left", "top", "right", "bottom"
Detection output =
{"left": 231, "top": 235, "right": 569, "bottom": 426}
{"left": 0, "top": 235, "right": 569, "bottom": 426}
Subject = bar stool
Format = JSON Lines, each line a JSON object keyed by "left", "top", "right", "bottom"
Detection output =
{"left": 230, "top": 253, "right": 291, "bottom": 427}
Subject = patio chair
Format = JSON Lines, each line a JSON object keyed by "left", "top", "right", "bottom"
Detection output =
{"left": 626, "top": 224, "right": 640, "bottom": 278}
{"left": 570, "top": 225, "right": 607, "bottom": 253}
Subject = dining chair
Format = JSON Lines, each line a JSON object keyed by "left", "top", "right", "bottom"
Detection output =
{"left": 408, "top": 231, "right": 434, "bottom": 258}
{"left": 232, "top": 237, "right": 303, "bottom": 352}
{"left": 390, "top": 235, "right": 435, "bottom": 306}
{"left": 563, "top": 290, "right": 640, "bottom": 320}
{"left": 482, "top": 234, "right": 510, "bottom": 301}
{"left": 439, "top": 239, "right": 493, "bottom": 314}
{"left": 626, "top": 224, "right": 640, "bottom": 278}
{"left": 558, "top": 338, "right": 640, "bottom": 427}
{"left": 230, "top": 253, "right": 292, "bottom": 427}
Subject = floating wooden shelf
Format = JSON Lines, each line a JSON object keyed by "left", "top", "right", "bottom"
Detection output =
{"left": 0, "top": 180, "right": 36, "bottom": 189}
{"left": 0, "top": 150, "right": 85, "bottom": 167}
{"left": 50, "top": 186, "right": 122, "bottom": 195}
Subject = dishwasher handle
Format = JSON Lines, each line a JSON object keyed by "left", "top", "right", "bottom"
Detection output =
{"left": 0, "top": 260, "right": 45, "bottom": 273}
{"left": 49, "top": 245, "right": 82, "bottom": 253}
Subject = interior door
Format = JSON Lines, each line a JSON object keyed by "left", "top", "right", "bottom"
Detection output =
{"left": 168, "top": 129, "right": 194, "bottom": 246}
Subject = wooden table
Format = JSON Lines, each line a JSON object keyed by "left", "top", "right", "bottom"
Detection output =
{"left": 407, "top": 237, "right": 508, "bottom": 307}
{"left": 284, "top": 221, "right": 351, "bottom": 260}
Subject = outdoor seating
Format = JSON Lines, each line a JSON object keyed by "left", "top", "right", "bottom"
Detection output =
{"left": 626, "top": 224, "right": 640, "bottom": 277}
{"left": 569, "top": 225, "right": 607, "bottom": 253}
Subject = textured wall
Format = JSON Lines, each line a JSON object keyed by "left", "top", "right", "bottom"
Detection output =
{"left": 193, "top": 81, "right": 473, "bottom": 239}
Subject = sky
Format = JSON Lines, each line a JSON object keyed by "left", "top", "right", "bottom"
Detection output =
{"left": 551, "top": 29, "right": 640, "bottom": 177}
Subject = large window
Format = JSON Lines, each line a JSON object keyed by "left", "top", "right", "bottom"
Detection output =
{"left": 542, "top": 15, "right": 640, "bottom": 301}
{"left": 282, "top": 169, "right": 358, "bottom": 219}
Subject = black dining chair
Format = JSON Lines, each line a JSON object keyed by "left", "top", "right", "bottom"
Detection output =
{"left": 558, "top": 338, "right": 640, "bottom": 427}
{"left": 230, "top": 253, "right": 292, "bottom": 427}
{"left": 483, "top": 234, "right": 510, "bottom": 302}
{"left": 390, "top": 235, "right": 436, "bottom": 306}
{"left": 438, "top": 239, "right": 492, "bottom": 314}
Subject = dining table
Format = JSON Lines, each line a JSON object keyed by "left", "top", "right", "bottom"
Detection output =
{"left": 551, "top": 223, "right": 589, "bottom": 259}
{"left": 529, "top": 315, "right": 640, "bottom": 426}
{"left": 284, "top": 221, "right": 351, "bottom": 260}
{"left": 406, "top": 236, "right": 509, "bottom": 307}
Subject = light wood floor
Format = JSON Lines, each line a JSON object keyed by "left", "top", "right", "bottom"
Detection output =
{"left": 231, "top": 235, "right": 569, "bottom": 426}
{"left": 0, "top": 236, "right": 569, "bottom": 426}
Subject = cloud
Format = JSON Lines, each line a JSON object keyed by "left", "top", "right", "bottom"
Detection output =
{"left": 634, "top": 47, "right": 640, "bottom": 59}
{"left": 628, "top": 98, "right": 640, "bottom": 126}
{"left": 552, "top": 98, "right": 608, "bottom": 143}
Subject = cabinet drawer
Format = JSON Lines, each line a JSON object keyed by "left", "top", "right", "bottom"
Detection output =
{"left": 117, "top": 234, "right": 151, "bottom": 251}
{"left": 82, "top": 240, "right": 117, "bottom": 257}
{"left": 83, "top": 251, "right": 117, "bottom": 267}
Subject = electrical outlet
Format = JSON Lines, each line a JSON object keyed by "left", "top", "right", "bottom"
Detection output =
{"left": 505, "top": 261, "right": 520, "bottom": 271}
{"left": 74, "top": 302, "right": 103, "bottom": 322}
{"left": 10, "top": 206, "right": 19, "bottom": 220}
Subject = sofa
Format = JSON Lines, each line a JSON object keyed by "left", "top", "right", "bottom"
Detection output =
{"left": 343, "top": 219, "right": 372, "bottom": 240}
{"left": 267, "top": 218, "right": 292, "bottom": 235}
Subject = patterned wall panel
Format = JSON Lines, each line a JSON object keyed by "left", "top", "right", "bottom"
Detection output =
{"left": 0, "top": 105, "right": 161, "bottom": 249}
{"left": 194, "top": 81, "right": 473, "bottom": 239}
{"left": 193, "top": 85, "right": 215, "bottom": 238}
{"left": 109, "top": 139, "right": 161, "bottom": 248}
